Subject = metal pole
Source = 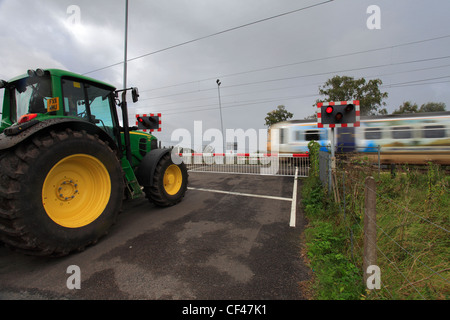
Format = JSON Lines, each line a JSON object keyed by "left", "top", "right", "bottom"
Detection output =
{"left": 123, "top": 0, "right": 128, "bottom": 90}
{"left": 216, "top": 79, "right": 225, "bottom": 153}
{"left": 121, "top": 91, "right": 132, "bottom": 165}
{"left": 330, "top": 127, "right": 336, "bottom": 167}
{"left": 121, "top": 0, "right": 131, "bottom": 165}
{"left": 329, "top": 127, "right": 335, "bottom": 194}
{"left": 377, "top": 145, "right": 381, "bottom": 177}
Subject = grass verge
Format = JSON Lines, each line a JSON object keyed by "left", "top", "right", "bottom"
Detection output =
{"left": 301, "top": 151, "right": 449, "bottom": 300}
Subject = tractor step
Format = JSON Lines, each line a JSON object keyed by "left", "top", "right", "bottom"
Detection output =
{"left": 121, "top": 158, "right": 143, "bottom": 199}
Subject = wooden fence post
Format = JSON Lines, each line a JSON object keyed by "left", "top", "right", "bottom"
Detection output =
{"left": 363, "top": 176, "right": 377, "bottom": 285}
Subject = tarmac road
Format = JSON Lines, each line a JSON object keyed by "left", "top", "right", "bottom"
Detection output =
{"left": 0, "top": 172, "right": 310, "bottom": 300}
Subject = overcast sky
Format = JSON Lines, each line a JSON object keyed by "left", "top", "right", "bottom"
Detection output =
{"left": 1, "top": 0, "right": 450, "bottom": 148}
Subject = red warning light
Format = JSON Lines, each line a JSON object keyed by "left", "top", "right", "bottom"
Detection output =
{"left": 325, "top": 106, "right": 333, "bottom": 114}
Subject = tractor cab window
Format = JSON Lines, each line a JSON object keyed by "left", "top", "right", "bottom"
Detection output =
{"left": 62, "top": 79, "right": 115, "bottom": 130}
{"left": 62, "top": 79, "right": 85, "bottom": 117}
{"left": 12, "top": 75, "right": 52, "bottom": 121}
{"left": 86, "top": 85, "right": 114, "bottom": 127}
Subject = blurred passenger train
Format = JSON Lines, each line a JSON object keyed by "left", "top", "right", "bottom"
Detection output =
{"left": 267, "top": 111, "right": 450, "bottom": 165}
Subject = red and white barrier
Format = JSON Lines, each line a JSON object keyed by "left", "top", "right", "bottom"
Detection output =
{"left": 178, "top": 153, "right": 310, "bottom": 177}
{"left": 178, "top": 153, "right": 309, "bottom": 158}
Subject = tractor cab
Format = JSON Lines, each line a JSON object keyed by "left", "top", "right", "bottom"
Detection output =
{"left": 1, "top": 69, "right": 118, "bottom": 136}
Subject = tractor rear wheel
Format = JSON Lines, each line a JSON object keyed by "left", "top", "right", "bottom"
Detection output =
{"left": 144, "top": 153, "right": 188, "bottom": 207}
{"left": 0, "top": 129, "right": 124, "bottom": 256}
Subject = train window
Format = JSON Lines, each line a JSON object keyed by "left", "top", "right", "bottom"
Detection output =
{"left": 365, "top": 128, "right": 382, "bottom": 140}
{"left": 423, "top": 125, "right": 446, "bottom": 138}
{"left": 295, "top": 130, "right": 303, "bottom": 141}
{"left": 392, "top": 127, "right": 412, "bottom": 139}
{"left": 305, "top": 130, "right": 320, "bottom": 141}
{"left": 280, "top": 128, "right": 288, "bottom": 144}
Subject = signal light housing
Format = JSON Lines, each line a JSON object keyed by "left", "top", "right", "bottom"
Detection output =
{"left": 135, "top": 113, "right": 162, "bottom": 132}
{"left": 317, "top": 101, "right": 360, "bottom": 128}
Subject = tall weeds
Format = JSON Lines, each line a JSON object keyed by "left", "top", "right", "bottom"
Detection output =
{"left": 302, "top": 145, "right": 449, "bottom": 300}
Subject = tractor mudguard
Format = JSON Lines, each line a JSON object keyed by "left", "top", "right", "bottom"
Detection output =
{"left": 136, "top": 148, "right": 175, "bottom": 187}
{"left": 0, "top": 118, "right": 118, "bottom": 153}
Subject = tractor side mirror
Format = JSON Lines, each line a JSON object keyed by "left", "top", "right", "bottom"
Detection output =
{"left": 132, "top": 87, "right": 139, "bottom": 103}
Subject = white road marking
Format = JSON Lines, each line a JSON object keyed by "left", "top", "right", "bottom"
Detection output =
{"left": 290, "top": 167, "right": 299, "bottom": 227}
{"left": 188, "top": 170, "right": 300, "bottom": 228}
{"left": 187, "top": 187, "right": 292, "bottom": 202}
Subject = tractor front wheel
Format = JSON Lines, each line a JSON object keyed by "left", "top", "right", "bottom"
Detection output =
{"left": 144, "top": 153, "right": 188, "bottom": 207}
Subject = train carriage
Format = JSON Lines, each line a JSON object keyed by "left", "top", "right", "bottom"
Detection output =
{"left": 268, "top": 112, "right": 450, "bottom": 165}
{"left": 268, "top": 120, "right": 330, "bottom": 154}
{"left": 354, "top": 112, "right": 450, "bottom": 164}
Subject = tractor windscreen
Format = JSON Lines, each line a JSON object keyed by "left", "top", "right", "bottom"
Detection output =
{"left": 12, "top": 75, "right": 52, "bottom": 121}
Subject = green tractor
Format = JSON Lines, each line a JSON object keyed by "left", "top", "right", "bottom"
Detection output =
{"left": 0, "top": 68, "right": 188, "bottom": 256}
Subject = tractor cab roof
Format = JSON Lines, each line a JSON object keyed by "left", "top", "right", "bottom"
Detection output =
{"left": 7, "top": 68, "right": 116, "bottom": 91}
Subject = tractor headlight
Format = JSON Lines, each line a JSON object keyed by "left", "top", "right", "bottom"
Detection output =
{"left": 35, "top": 68, "right": 45, "bottom": 77}
{"left": 27, "top": 69, "right": 46, "bottom": 77}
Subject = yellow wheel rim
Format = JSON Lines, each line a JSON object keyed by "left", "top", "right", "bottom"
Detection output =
{"left": 42, "top": 154, "right": 111, "bottom": 228}
{"left": 163, "top": 164, "right": 183, "bottom": 196}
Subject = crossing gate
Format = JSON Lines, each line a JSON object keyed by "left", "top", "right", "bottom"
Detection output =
{"left": 179, "top": 153, "right": 310, "bottom": 177}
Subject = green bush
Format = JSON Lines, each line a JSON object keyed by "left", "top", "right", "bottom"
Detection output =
{"left": 305, "top": 219, "right": 363, "bottom": 300}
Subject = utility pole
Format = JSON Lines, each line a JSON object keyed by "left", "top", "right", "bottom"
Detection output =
{"left": 216, "top": 79, "right": 225, "bottom": 153}
{"left": 121, "top": 0, "right": 132, "bottom": 164}
{"left": 123, "top": 0, "right": 129, "bottom": 90}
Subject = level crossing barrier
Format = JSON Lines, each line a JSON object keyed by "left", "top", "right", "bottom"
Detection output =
{"left": 179, "top": 153, "right": 310, "bottom": 177}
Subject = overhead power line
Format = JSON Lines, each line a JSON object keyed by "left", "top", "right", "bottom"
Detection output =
{"left": 143, "top": 62, "right": 450, "bottom": 111}
{"left": 385, "top": 75, "right": 450, "bottom": 88}
{"left": 138, "top": 75, "right": 450, "bottom": 116}
{"left": 140, "top": 34, "right": 450, "bottom": 93}
{"left": 82, "top": 0, "right": 334, "bottom": 75}
{"left": 139, "top": 54, "right": 450, "bottom": 101}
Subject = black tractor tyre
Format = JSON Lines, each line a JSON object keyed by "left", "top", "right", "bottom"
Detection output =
{"left": 0, "top": 129, "right": 124, "bottom": 257}
{"left": 144, "top": 152, "right": 188, "bottom": 207}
